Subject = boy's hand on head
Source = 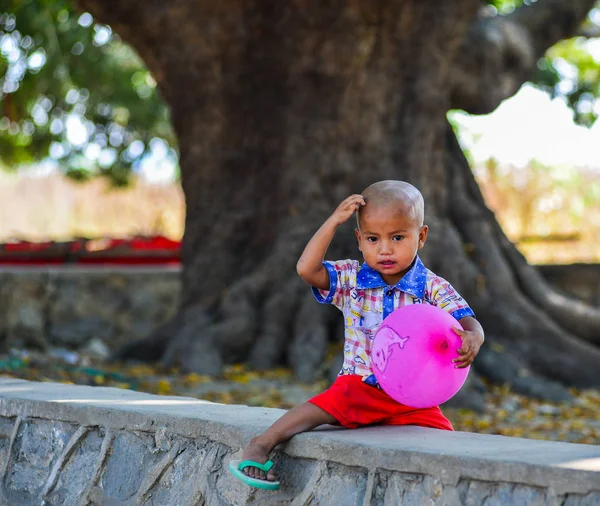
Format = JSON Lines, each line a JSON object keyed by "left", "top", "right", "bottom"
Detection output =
{"left": 451, "top": 327, "right": 484, "bottom": 369}
{"left": 330, "top": 194, "right": 366, "bottom": 226}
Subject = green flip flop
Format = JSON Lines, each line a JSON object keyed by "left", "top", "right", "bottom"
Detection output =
{"left": 228, "top": 459, "right": 280, "bottom": 490}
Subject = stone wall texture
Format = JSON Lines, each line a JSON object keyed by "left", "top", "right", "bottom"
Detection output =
{"left": 0, "top": 267, "right": 179, "bottom": 351}
{"left": 0, "top": 379, "right": 597, "bottom": 506}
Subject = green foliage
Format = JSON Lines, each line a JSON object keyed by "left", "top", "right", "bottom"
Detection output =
{"left": 536, "top": 36, "right": 600, "bottom": 127}
{"left": 487, "top": 0, "right": 526, "bottom": 14}
{"left": 0, "top": 0, "right": 177, "bottom": 184}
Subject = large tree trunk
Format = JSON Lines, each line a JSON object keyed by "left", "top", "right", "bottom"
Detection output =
{"left": 77, "top": 0, "right": 600, "bottom": 403}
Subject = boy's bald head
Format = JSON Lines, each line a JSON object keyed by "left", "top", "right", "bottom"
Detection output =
{"left": 357, "top": 180, "right": 424, "bottom": 228}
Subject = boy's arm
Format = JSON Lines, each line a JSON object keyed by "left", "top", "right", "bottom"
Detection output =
{"left": 460, "top": 316, "right": 484, "bottom": 339}
{"left": 452, "top": 316, "right": 484, "bottom": 369}
{"left": 297, "top": 194, "right": 365, "bottom": 290}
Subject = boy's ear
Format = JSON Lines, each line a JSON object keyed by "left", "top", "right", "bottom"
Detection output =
{"left": 355, "top": 228, "right": 362, "bottom": 252}
{"left": 418, "top": 225, "right": 428, "bottom": 249}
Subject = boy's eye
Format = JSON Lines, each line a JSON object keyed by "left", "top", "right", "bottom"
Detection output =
{"left": 366, "top": 236, "right": 377, "bottom": 242}
{"left": 393, "top": 235, "right": 404, "bottom": 241}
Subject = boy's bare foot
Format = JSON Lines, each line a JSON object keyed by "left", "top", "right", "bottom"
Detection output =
{"left": 240, "top": 437, "right": 276, "bottom": 481}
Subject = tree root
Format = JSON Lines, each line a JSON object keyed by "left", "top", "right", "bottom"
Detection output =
{"left": 289, "top": 291, "right": 332, "bottom": 382}
{"left": 498, "top": 232, "right": 600, "bottom": 344}
{"left": 248, "top": 279, "right": 305, "bottom": 370}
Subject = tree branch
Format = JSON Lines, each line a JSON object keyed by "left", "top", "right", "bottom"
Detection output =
{"left": 450, "top": 0, "right": 597, "bottom": 114}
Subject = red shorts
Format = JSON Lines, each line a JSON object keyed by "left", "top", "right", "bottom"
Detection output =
{"left": 308, "top": 374, "right": 453, "bottom": 430}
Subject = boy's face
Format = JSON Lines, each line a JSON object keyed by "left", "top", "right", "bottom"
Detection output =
{"left": 355, "top": 203, "right": 427, "bottom": 286}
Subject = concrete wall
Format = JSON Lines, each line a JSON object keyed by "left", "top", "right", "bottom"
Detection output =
{"left": 1, "top": 264, "right": 598, "bottom": 353}
{"left": 0, "top": 379, "right": 597, "bottom": 505}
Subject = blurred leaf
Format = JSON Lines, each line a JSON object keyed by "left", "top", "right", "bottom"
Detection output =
{"left": 182, "top": 373, "right": 211, "bottom": 386}
{"left": 157, "top": 379, "right": 172, "bottom": 395}
{"left": 0, "top": 1, "right": 177, "bottom": 185}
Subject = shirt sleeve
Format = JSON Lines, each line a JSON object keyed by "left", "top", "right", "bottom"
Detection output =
{"left": 311, "top": 259, "right": 358, "bottom": 311}
{"left": 428, "top": 275, "right": 475, "bottom": 321}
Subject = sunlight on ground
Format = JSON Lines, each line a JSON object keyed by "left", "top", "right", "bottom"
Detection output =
{"left": 556, "top": 458, "right": 600, "bottom": 471}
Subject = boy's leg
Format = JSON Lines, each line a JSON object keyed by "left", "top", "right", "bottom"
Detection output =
{"left": 240, "top": 401, "right": 336, "bottom": 481}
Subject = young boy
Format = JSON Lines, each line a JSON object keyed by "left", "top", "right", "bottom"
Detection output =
{"left": 229, "top": 180, "right": 484, "bottom": 490}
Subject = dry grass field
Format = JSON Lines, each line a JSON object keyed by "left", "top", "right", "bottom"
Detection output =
{"left": 0, "top": 171, "right": 184, "bottom": 242}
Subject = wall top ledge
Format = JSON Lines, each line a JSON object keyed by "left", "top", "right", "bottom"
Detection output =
{"left": 0, "top": 378, "right": 597, "bottom": 496}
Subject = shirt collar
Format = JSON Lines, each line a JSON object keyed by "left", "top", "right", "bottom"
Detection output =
{"left": 356, "top": 256, "right": 427, "bottom": 299}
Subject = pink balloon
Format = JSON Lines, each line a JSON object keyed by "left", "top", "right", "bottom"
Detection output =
{"left": 371, "top": 304, "right": 469, "bottom": 408}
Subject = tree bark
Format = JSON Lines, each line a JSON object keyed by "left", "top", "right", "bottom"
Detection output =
{"left": 76, "top": 0, "right": 600, "bottom": 399}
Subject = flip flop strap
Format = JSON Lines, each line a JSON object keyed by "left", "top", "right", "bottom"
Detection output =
{"left": 237, "top": 459, "right": 274, "bottom": 473}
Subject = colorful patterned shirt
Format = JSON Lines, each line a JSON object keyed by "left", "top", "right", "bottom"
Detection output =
{"left": 312, "top": 257, "right": 475, "bottom": 383}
